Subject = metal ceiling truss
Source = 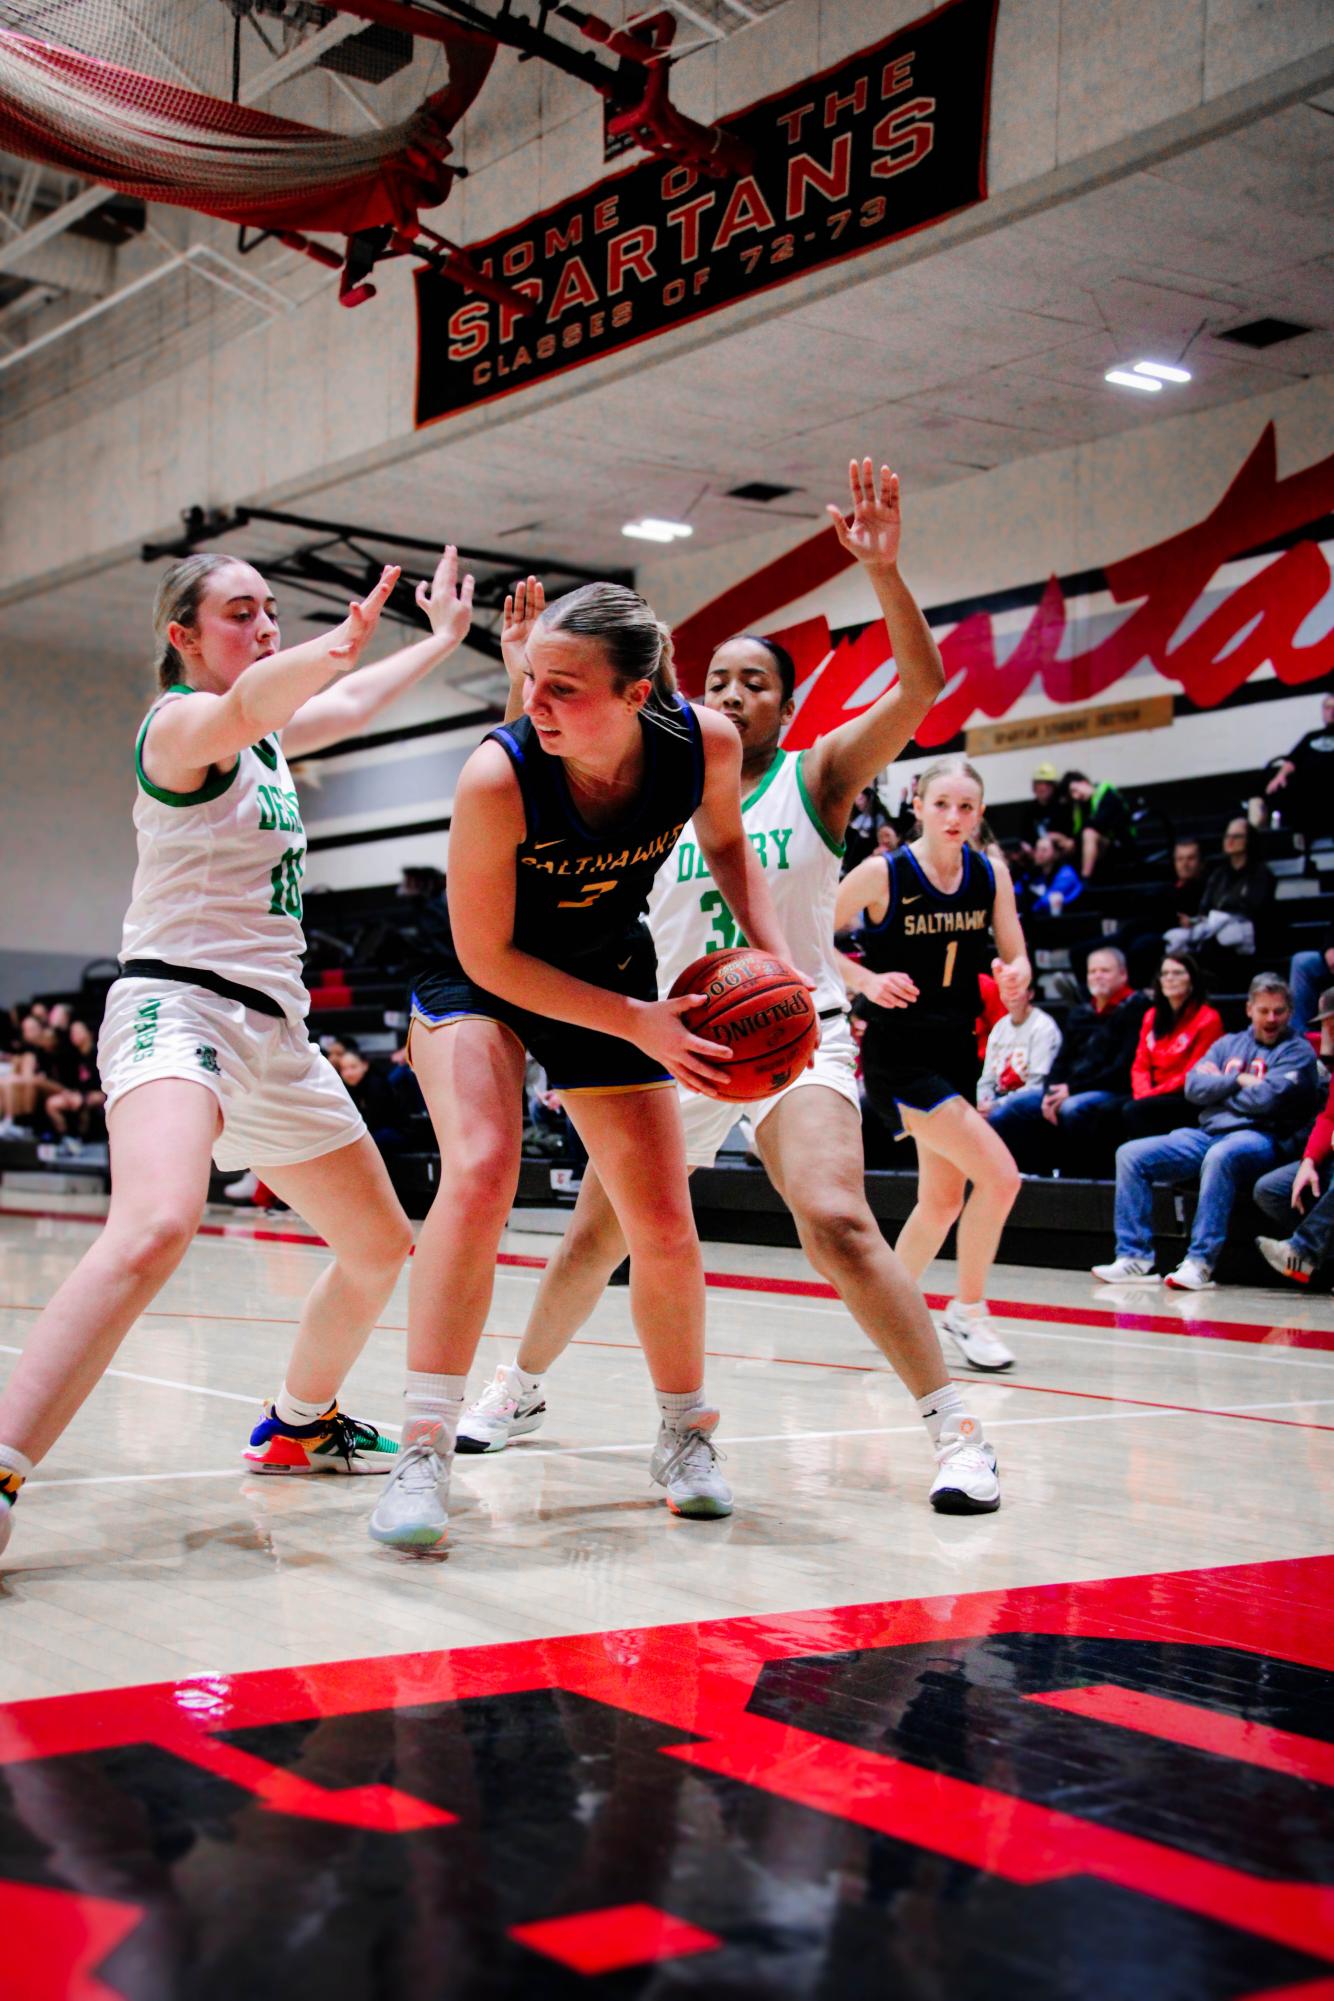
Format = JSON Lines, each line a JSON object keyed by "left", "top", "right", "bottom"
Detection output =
{"left": 141, "top": 501, "right": 633, "bottom": 664}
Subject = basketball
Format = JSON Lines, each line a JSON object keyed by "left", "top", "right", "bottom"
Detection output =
{"left": 670, "top": 947, "right": 819, "bottom": 1101}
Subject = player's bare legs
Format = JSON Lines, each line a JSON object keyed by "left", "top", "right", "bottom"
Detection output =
{"left": 897, "top": 1099, "right": 1020, "bottom": 1301}
{"left": 757, "top": 1087, "right": 947, "bottom": 1398}
{"left": 0, "top": 1081, "right": 217, "bottom": 1496}
{"left": 407, "top": 1018, "right": 528, "bottom": 1376}
{"left": 258, "top": 1135, "right": 412, "bottom": 1406}
{"left": 515, "top": 1171, "right": 627, "bottom": 1376}
{"left": 562, "top": 1087, "right": 703, "bottom": 1394}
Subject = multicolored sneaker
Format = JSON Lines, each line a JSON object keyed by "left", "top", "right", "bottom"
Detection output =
{"left": 0, "top": 1469, "right": 20, "bottom": 1557}
{"left": 243, "top": 1403, "right": 399, "bottom": 1475}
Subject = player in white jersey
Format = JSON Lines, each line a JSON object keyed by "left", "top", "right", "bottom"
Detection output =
{"left": 0, "top": 545, "right": 476, "bottom": 1560}
{"left": 459, "top": 461, "right": 1002, "bottom": 1513}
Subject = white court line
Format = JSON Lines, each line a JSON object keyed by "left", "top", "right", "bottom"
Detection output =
{"left": 31, "top": 1468, "right": 244, "bottom": 1490}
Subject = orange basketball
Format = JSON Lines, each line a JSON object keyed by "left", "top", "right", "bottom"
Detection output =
{"left": 669, "top": 947, "right": 818, "bottom": 1101}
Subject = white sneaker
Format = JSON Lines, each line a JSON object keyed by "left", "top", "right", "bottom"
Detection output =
{"left": 223, "top": 1170, "right": 259, "bottom": 1203}
{"left": 1165, "top": 1257, "right": 1215, "bottom": 1292}
{"left": 929, "top": 1417, "right": 1000, "bottom": 1515}
{"left": 456, "top": 1365, "right": 546, "bottom": 1455}
{"left": 650, "top": 1408, "right": 733, "bottom": 1519}
{"left": 0, "top": 1498, "right": 13, "bottom": 1557}
{"left": 1090, "top": 1255, "right": 1159, "bottom": 1283}
{"left": 368, "top": 1418, "right": 452, "bottom": 1552}
{"left": 941, "top": 1301, "right": 1015, "bottom": 1372}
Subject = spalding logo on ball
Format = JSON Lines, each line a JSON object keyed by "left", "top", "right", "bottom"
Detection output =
{"left": 669, "top": 947, "right": 818, "bottom": 1101}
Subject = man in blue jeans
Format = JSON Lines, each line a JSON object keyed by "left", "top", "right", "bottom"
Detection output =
{"left": 1092, "top": 973, "right": 1319, "bottom": 1292}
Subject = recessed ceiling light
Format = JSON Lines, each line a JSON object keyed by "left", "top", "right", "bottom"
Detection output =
{"left": 1133, "top": 360, "right": 1192, "bottom": 383}
{"left": 622, "top": 518, "right": 694, "bottom": 542}
{"left": 1105, "top": 368, "right": 1162, "bottom": 393}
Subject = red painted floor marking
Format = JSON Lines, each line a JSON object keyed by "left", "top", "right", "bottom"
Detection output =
{"left": 510, "top": 1903, "right": 722, "bottom": 1974}
{"left": 2, "top": 1555, "right": 1334, "bottom": 1968}
{"left": 3, "top": 1204, "right": 1329, "bottom": 1350}
{"left": 0, "top": 1880, "right": 143, "bottom": 2001}
{"left": 1026, "top": 1685, "right": 1334, "bottom": 1788}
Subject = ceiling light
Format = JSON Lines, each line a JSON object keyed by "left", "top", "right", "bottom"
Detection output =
{"left": 1133, "top": 360, "right": 1192, "bottom": 383}
{"left": 622, "top": 518, "right": 694, "bottom": 542}
{"left": 1105, "top": 368, "right": 1162, "bottom": 393}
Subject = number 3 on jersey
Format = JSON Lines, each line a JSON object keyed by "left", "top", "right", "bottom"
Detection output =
{"left": 269, "top": 845, "right": 305, "bottom": 920}
{"left": 699, "top": 887, "right": 748, "bottom": 954}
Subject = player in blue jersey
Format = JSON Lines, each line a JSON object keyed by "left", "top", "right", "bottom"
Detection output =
{"left": 369, "top": 581, "right": 794, "bottom": 1551}
{"left": 837, "top": 758, "right": 1031, "bottom": 1371}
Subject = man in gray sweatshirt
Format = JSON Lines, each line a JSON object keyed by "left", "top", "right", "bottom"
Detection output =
{"left": 1092, "top": 972, "right": 1319, "bottom": 1291}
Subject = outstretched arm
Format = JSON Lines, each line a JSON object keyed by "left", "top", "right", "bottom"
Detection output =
{"left": 145, "top": 566, "right": 400, "bottom": 792}
{"left": 801, "top": 459, "right": 945, "bottom": 833}
{"left": 283, "top": 546, "right": 475, "bottom": 758}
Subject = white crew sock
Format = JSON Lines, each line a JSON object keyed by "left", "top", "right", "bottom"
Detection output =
{"left": 274, "top": 1385, "right": 336, "bottom": 1428}
{"left": 405, "top": 1370, "right": 468, "bottom": 1449}
{"left": 915, "top": 1383, "right": 972, "bottom": 1446}
{"left": 507, "top": 1360, "right": 543, "bottom": 1396}
{"left": 656, "top": 1386, "right": 706, "bottom": 1427}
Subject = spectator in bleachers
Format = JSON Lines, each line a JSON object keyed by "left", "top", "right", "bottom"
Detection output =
{"left": 1171, "top": 838, "right": 1210, "bottom": 924}
{"left": 1254, "top": 1062, "right": 1334, "bottom": 1286}
{"left": 1290, "top": 928, "right": 1334, "bottom": 1035}
{"left": 1063, "top": 771, "right": 1133, "bottom": 880}
{"left": 337, "top": 1046, "right": 410, "bottom": 1158}
{"left": 987, "top": 947, "right": 1148, "bottom": 1172}
{"left": 1017, "top": 761, "right": 1072, "bottom": 862}
{"left": 978, "top": 981, "right": 1061, "bottom": 1118}
{"left": 1166, "top": 818, "right": 1274, "bottom": 963}
{"left": 0, "top": 1014, "right": 62, "bottom": 1137}
{"left": 42, "top": 1019, "right": 105, "bottom": 1143}
{"left": 1264, "top": 690, "right": 1334, "bottom": 850}
{"left": 1025, "top": 833, "right": 1084, "bottom": 917}
{"left": 1123, "top": 954, "right": 1224, "bottom": 1140}
{"left": 1093, "top": 972, "right": 1319, "bottom": 1291}
{"left": 843, "top": 787, "right": 891, "bottom": 873}
{"left": 874, "top": 822, "right": 900, "bottom": 858}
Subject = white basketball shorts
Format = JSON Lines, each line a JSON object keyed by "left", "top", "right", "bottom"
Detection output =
{"left": 679, "top": 1011, "right": 860, "bottom": 1169}
{"left": 99, "top": 978, "right": 366, "bottom": 1172}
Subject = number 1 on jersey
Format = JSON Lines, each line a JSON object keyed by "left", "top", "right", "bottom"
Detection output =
{"left": 942, "top": 939, "right": 958, "bottom": 987}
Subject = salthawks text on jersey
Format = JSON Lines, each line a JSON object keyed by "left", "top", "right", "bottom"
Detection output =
{"left": 903, "top": 908, "right": 989, "bottom": 936}
{"left": 521, "top": 823, "right": 685, "bottom": 878}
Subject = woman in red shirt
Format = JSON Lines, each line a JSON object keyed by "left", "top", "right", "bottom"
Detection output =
{"left": 1122, "top": 953, "right": 1224, "bottom": 1139}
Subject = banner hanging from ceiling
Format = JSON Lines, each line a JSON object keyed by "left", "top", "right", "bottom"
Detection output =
{"left": 415, "top": 0, "right": 999, "bottom": 426}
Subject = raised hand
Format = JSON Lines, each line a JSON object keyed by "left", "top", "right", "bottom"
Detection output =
{"left": 826, "top": 457, "right": 901, "bottom": 572}
{"left": 502, "top": 576, "right": 545, "bottom": 684}
{"left": 416, "top": 543, "right": 475, "bottom": 653}
{"left": 329, "top": 564, "right": 401, "bottom": 666}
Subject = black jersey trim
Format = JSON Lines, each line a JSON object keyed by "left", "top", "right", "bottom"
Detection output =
{"left": 902, "top": 841, "right": 982, "bottom": 905}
